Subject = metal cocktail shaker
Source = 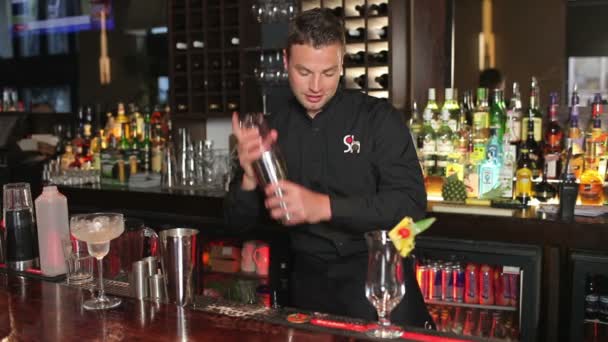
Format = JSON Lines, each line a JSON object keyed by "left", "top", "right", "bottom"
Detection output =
{"left": 2, "top": 183, "right": 39, "bottom": 271}
{"left": 242, "top": 113, "right": 289, "bottom": 220}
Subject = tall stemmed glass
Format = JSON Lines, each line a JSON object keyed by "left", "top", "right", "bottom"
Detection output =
{"left": 70, "top": 213, "right": 125, "bottom": 310}
{"left": 365, "top": 230, "right": 406, "bottom": 339}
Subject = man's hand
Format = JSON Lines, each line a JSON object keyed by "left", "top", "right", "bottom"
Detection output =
{"left": 264, "top": 180, "right": 332, "bottom": 226}
{"left": 231, "top": 112, "right": 277, "bottom": 190}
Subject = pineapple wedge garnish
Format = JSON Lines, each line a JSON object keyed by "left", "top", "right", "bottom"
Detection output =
{"left": 388, "top": 217, "right": 436, "bottom": 257}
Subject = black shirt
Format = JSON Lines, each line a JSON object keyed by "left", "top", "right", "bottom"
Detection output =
{"left": 225, "top": 89, "right": 426, "bottom": 259}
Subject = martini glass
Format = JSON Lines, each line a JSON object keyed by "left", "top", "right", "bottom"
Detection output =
{"left": 70, "top": 213, "right": 125, "bottom": 310}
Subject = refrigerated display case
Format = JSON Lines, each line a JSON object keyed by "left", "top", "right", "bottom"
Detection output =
{"left": 569, "top": 250, "right": 608, "bottom": 342}
{"left": 414, "top": 236, "right": 542, "bottom": 341}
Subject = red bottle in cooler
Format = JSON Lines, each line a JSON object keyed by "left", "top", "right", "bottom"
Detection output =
{"left": 509, "top": 273, "right": 520, "bottom": 307}
{"left": 442, "top": 263, "right": 454, "bottom": 302}
{"left": 465, "top": 263, "right": 479, "bottom": 304}
{"left": 494, "top": 266, "right": 510, "bottom": 306}
{"left": 479, "top": 264, "right": 495, "bottom": 305}
{"left": 462, "top": 309, "right": 475, "bottom": 336}
{"left": 451, "top": 307, "right": 464, "bottom": 335}
{"left": 429, "top": 263, "right": 443, "bottom": 300}
{"left": 440, "top": 308, "right": 451, "bottom": 332}
{"left": 474, "top": 310, "right": 490, "bottom": 337}
{"left": 416, "top": 263, "right": 430, "bottom": 300}
{"left": 452, "top": 263, "right": 465, "bottom": 302}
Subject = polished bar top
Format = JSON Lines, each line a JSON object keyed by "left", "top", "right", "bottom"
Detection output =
{"left": 0, "top": 273, "right": 469, "bottom": 342}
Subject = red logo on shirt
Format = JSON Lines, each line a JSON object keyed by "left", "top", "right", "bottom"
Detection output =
{"left": 343, "top": 135, "right": 361, "bottom": 154}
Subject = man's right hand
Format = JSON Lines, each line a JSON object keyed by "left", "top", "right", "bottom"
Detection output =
{"left": 231, "top": 112, "right": 277, "bottom": 191}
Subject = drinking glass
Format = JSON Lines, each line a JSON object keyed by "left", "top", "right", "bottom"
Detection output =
{"left": 365, "top": 230, "right": 406, "bottom": 339}
{"left": 70, "top": 213, "right": 125, "bottom": 310}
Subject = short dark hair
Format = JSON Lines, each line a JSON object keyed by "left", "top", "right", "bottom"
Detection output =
{"left": 479, "top": 68, "right": 503, "bottom": 89}
{"left": 286, "top": 8, "right": 345, "bottom": 57}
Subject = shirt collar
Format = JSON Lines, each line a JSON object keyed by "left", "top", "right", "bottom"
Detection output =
{"left": 289, "top": 87, "right": 344, "bottom": 121}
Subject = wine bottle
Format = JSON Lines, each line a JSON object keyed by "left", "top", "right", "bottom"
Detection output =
{"left": 345, "top": 51, "right": 365, "bottom": 65}
{"left": 354, "top": 74, "right": 367, "bottom": 89}
{"left": 346, "top": 27, "right": 365, "bottom": 42}
{"left": 354, "top": 5, "right": 366, "bottom": 16}
{"left": 370, "top": 50, "right": 388, "bottom": 63}
{"left": 376, "top": 26, "right": 388, "bottom": 40}
{"left": 332, "top": 6, "right": 344, "bottom": 17}
{"left": 374, "top": 74, "right": 388, "bottom": 89}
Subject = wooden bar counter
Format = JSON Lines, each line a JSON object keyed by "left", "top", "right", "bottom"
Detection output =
{"left": 0, "top": 272, "right": 466, "bottom": 342}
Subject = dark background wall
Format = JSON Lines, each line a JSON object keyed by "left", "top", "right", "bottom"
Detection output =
{"left": 454, "top": 0, "right": 566, "bottom": 103}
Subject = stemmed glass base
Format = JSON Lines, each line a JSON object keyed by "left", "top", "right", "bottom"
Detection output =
{"left": 366, "top": 324, "right": 404, "bottom": 339}
{"left": 83, "top": 295, "right": 122, "bottom": 310}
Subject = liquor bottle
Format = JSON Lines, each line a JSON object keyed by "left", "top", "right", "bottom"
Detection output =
{"left": 514, "top": 146, "right": 534, "bottom": 205}
{"left": 436, "top": 106, "right": 455, "bottom": 177}
{"left": 461, "top": 90, "right": 473, "bottom": 128}
{"left": 534, "top": 162, "right": 557, "bottom": 202}
{"left": 421, "top": 104, "right": 437, "bottom": 176}
{"left": 586, "top": 275, "right": 599, "bottom": 320}
{"left": 331, "top": 6, "right": 344, "bottom": 17}
{"left": 579, "top": 141, "right": 604, "bottom": 205}
{"left": 141, "top": 113, "right": 152, "bottom": 173}
{"left": 571, "top": 83, "right": 580, "bottom": 108}
{"left": 587, "top": 93, "right": 605, "bottom": 157}
{"left": 521, "top": 77, "right": 543, "bottom": 143}
{"left": 544, "top": 92, "right": 563, "bottom": 180}
{"left": 374, "top": 74, "right": 388, "bottom": 89}
{"left": 505, "top": 82, "right": 523, "bottom": 146}
{"left": 90, "top": 130, "right": 102, "bottom": 171}
{"left": 136, "top": 106, "right": 145, "bottom": 142}
{"left": 442, "top": 88, "right": 460, "bottom": 133}
{"left": 346, "top": 27, "right": 365, "bottom": 42}
{"left": 464, "top": 132, "right": 479, "bottom": 198}
{"left": 151, "top": 123, "right": 164, "bottom": 173}
{"left": 471, "top": 88, "right": 490, "bottom": 166}
{"left": 115, "top": 102, "right": 130, "bottom": 140}
{"left": 129, "top": 124, "right": 141, "bottom": 175}
{"left": 84, "top": 106, "right": 94, "bottom": 141}
{"left": 522, "top": 117, "right": 541, "bottom": 178}
{"left": 490, "top": 89, "right": 507, "bottom": 141}
{"left": 479, "top": 129, "right": 502, "bottom": 197}
{"left": 424, "top": 88, "right": 441, "bottom": 132}
{"left": 119, "top": 122, "right": 131, "bottom": 153}
{"left": 499, "top": 140, "right": 516, "bottom": 199}
{"left": 370, "top": 50, "right": 388, "bottom": 63}
{"left": 409, "top": 102, "right": 423, "bottom": 144}
{"left": 73, "top": 107, "right": 86, "bottom": 157}
{"left": 455, "top": 107, "right": 471, "bottom": 154}
{"left": 345, "top": 51, "right": 365, "bottom": 65}
{"left": 354, "top": 74, "right": 367, "bottom": 89}
{"left": 566, "top": 103, "right": 585, "bottom": 179}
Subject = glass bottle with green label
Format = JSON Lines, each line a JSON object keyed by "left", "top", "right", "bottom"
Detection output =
{"left": 442, "top": 88, "right": 460, "bottom": 133}
{"left": 471, "top": 88, "right": 490, "bottom": 166}
{"left": 490, "top": 89, "right": 506, "bottom": 142}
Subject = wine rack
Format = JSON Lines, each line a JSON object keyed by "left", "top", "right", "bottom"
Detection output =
{"left": 300, "top": 0, "right": 392, "bottom": 101}
{"left": 168, "top": 0, "right": 244, "bottom": 118}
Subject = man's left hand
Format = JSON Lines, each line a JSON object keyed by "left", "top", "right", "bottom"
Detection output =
{"left": 264, "top": 180, "right": 331, "bottom": 226}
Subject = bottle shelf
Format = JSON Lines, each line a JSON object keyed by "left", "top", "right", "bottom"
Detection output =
{"left": 425, "top": 299, "right": 518, "bottom": 312}
{"left": 584, "top": 319, "right": 608, "bottom": 326}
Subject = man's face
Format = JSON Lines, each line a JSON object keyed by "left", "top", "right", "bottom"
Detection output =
{"left": 284, "top": 43, "right": 343, "bottom": 118}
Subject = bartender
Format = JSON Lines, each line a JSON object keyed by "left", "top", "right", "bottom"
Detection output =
{"left": 225, "top": 8, "right": 433, "bottom": 329}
